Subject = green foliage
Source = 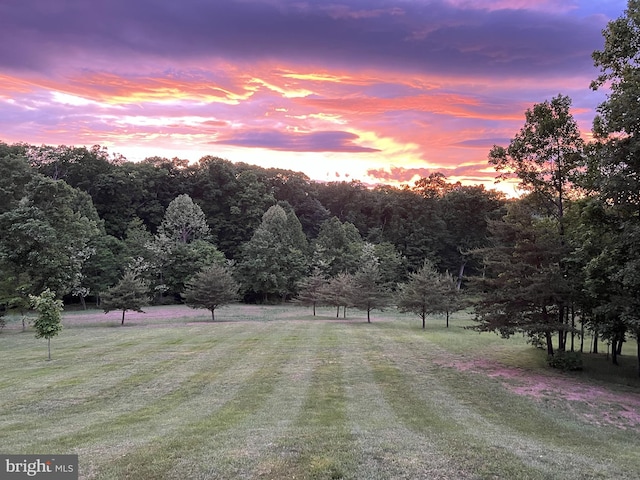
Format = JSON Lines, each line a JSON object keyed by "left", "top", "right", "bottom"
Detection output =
{"left": 294, "top": 271, "right": 328, "bottom": 316}
{"left": 158, "top": 193, "right": 210, "bottom": 244}
{"left": 319, "top": 273, "right": 355, "bottom": 318}
{"left": 312, "top": 217, "right": 363, "bottom": 277}
{"left": 350, "top": 244, "right": 391, "bottom": 322}
{"left": 546, "top": 351, "right": 583, "bottom": 371}
{"left": 470, "top": 200, "right": 569, "bottom": 353}
{"left": 237, "top": 205, "right": 309, "bottom": 301}
{"left": 29, "top": 288, "right": 63, "bottom": 360}
{"left": 101, "top": 272, "right": 150, "bottom": 325}
{"left": 0, "top": 174, "right": 102, "bottom": 297}
{"left": 182, "top": 264, "right": 240, "bottom": 321}
{"left": 397, "top": 259, "right": 463, "bottom": 329}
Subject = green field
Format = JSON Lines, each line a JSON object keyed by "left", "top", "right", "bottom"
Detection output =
{"left": 1, "top": 305, "right": 639, "bottom": 479}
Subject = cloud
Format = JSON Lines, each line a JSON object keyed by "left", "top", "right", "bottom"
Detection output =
{"left": 0, "top": 0, "right": 608, "bottom": 80}
{"left": 215, "top": 129, "right": 380, "bottom": 152}
{"left": 0, "top": 0, "right": 625, "bottom": 192}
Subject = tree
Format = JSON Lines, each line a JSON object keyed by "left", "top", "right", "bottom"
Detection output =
{"left": 319, "top": 273, "right": 355, "bottom": 318}
{"left": 101, "top": 272, "right": 150, "bottom": 325}
{"left": 470, "top": 200, "right": 570, "bottom": 355}
{"left": 488, "top": 95, "right": 584, "bottom": 351}
{"left": 237, "top": 205, "right": 309, "bottom": 301}
{"left": 397, "top": 259, "right": 462, "bottom": 329}
{"left": 0, "top": 175, "right": 102, "bottom": 297}
{"left": 439, "top": 185, "right": 507, "bottom": 286}
{"left": 158, "top": 194, "right": 210, "bottom": 244}
{"left": 295, "top": 271, "right": 327, "bottom": 316}
{"left": 312, "top": 217, "right": 363, "bottom": 277}
{"left": 29, "top": 289, "right": 63, "bottom": 360}
{"left": 590, "top": 0, "right": 640, "bottom": 375}
{"left": 489, "top": 94, "right": 584, "bottom": 233}
{"left": 183, "top": 264, "right": 239, "bottom": 321}
{"left": 350, "top": 243, "right": 390, "bottom": 323}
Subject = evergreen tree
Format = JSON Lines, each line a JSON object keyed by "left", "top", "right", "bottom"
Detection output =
{"left": 101, "top": 271, "right": 150, "bottom": 325}
{"left": 183, "top": 264, "right": 239, "bottom": 321}
{"left": 237, "top": 205, "right": 309, "bottom": 301}
{"left": 295, "top": 271, "right": 327, "bottom": 316}
{"left": 351, "top": 243, "right": 390, "bottom": 323}
{"left": 319, "top": 273, "right": 355, "bottom": 318}
{"left": 397, "top": 259, "right": 462, "bottom": 329}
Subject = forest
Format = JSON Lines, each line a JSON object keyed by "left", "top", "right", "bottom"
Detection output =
{"left": 1, "top": 3, "right": 640, "bottom": 377}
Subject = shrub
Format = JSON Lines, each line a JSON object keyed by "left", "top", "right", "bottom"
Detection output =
{"left": 547, "top": 351, "right": 583, "bottom": 371}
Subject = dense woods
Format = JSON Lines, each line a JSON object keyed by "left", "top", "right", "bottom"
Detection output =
{"left": 1, "top": 2, "right": 640, "bottom": 376}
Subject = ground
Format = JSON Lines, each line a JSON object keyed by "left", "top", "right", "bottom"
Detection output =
{"left": 1, "top": 304, "right": 639, "bottom": 479}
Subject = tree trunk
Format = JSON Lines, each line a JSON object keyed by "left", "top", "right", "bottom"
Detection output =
{"left": 558, "top": 329, "right": 565, "bottom": 353}
{"left": 121, "top": 310, "right": 126, "bottom": 325}
{"left": 611, "top": 338, "right": 618, "bottom": 365}
{"left": 313, "top": 302, "right": 316, "bottom": 316}
{"left": 422, "top": 313, "right": 426, "bottom": 330}
{"left": 545, "top": 331, "right": 554, "bottom": 356}
{"left": 570, "top": 306, "right": 575, "bottom": 352}
{"left": 456, "top": 261, "right": 466, "bottom": 290}
{"left": 593, "top": 329, "right": 599, "bottom": 354}
{"left": 637, "top": 336, "right": 640, "bottom": 378}
{"left": 580, "top": 315, "right": 585, "bottom": 353}
{"left": 446, "top": 310, "right": 449, "bottom": 328}
{"left": 80, "top": 295, "right": 87, "bottom": 310}
{"left": 211, "top": 309, "right": 215, "bottom": 321}
{"left": 47, "top": 338, "right": 51, "bottom": 361}
{"left": 616, "top": 337, "right": 623, "bottom": 356}
{"left": 367, "top": 309, "right": 371, "bottom": 323}
{"left": 336, "top": 305, "right": 339, "bottom": 318}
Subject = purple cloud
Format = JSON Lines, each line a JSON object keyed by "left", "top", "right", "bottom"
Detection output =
{"left": 214, "top": 129, "right": 380, "bottom": 152}
{"left": 0, "top": 0, "right": 613, "bottom": 79}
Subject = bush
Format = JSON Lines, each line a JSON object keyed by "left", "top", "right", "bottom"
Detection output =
{"left": 547, "top": 351, "right": 583, "bottom": 371}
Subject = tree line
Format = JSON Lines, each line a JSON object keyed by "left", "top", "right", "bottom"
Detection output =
{"left": 2, "top": 1, "right": 640, "bottom": 375}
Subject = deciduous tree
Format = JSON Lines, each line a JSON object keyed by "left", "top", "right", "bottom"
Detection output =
{"left": 29, "top": 288, "right": 63, "bottom": 360}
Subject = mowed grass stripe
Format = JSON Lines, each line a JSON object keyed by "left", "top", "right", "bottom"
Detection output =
{"left": 351, "top": 325, "right": 546, "bottom": 478}
{"left": 257, "top": 323, "right": 358, "bottom": 480}
{"left": 376, "top": 326, "right": 640, "bottom": 472}
{"left": 159, "top": 322, "right": 325, "bottom": 479}
{"left": 356, "top": 323, "right": 637, "bottom": 479}
{"left": 89, "top": 323, "right": 310, "bottom": 479}
{"left": 342, "top": 324, "right": 465, "bottom": 479}
{"left": 0, "top": 325, "right": 266, "bottom": 449}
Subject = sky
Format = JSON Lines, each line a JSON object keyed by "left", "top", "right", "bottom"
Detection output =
{"left": 0, "top": 0, "right": 628, "bottom": 196}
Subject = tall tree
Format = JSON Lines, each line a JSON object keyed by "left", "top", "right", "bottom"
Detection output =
{"left": 470, "top": 200, "right": 569, "bottom": 355}
{"left": 237, "top": 205, "right": 309, "bottom": 301}
{"left": 183, "top": 264, "right": 239, "bottom": 321}
{"left": 0, "top": 175, "right": 102, "bottom": 297}
{"left": 158, "top": 194, "right": 210, "bottom": 244}
{"left": 312, "top": 217, "right": 363, "bottom": 277}
{"left": 589, "top": 0, "right": 640, "bottom": 375}
{"left": 488, "top": 94, "right": 584, "bottom": 349}
{"left": 29, "top": 288, "right": 63, "bottom": 361}
{"left": 489, "top": 94, "right": 584, "bottom": 233}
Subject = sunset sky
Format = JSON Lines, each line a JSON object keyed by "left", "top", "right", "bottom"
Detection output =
{"left": 0, "top": 0, "right": 628, "bottom": 195}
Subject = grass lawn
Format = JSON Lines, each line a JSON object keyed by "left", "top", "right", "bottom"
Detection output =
{"left": 1, "top": 305, "right": 639, "bottom": 479}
